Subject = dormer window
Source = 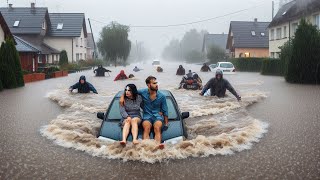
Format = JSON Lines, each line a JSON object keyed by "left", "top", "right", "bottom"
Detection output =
{"left": 251, "top": 31, "right": 256, "bottom": 36}
{"left": 261, "top": 32, "right": 265, "bottom": 36}
{"left": 282, "top": 11, "right": 287, "bottom": 16}
{"left": 42, "top": 21, "right": 46, "bottom": 30}
{"left": 13, "top": 20, "right": 20, "bottom": 27}
{"left": 57, "top": 23, "right": 63, "bottom": 30}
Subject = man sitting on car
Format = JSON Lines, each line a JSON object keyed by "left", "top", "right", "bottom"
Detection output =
{"left": 199, "top": 70, "right": 241, "bottom": 101}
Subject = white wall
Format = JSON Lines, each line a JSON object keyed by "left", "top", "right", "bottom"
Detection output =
{"left": 44, "top": 37, "right": 73, "bottom": 62}
{"left": 0, "top": 26, "right": 5, "bottom": 44}
{"left": 73, "top": 28, "right": 87, "bottom": 62}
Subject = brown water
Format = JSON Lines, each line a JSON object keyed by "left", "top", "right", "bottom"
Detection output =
{"left": 0, "top": 63, "right": 319, "bottom": 179}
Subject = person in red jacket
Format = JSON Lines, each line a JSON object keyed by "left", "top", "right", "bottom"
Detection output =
{"left": 114, "top": 70, "right": 128, "bottom": 81}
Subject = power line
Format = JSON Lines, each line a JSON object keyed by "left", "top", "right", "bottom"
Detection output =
{"left": 90, "top": 1, "right": 269, "bottom": 28}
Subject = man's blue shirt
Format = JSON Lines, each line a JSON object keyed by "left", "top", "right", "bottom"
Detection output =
{"left": 138, "top": 88, "right": 168, "bottom": 120}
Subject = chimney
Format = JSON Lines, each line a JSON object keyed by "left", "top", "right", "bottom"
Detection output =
{"left": 31, "top": 2, "right": 35, "bottom": 9}
{"left": 9, "top": 4, "right": 13, "bottom": 9}
{"left": 254, "top": 18, "right": 258, "bottom": 23}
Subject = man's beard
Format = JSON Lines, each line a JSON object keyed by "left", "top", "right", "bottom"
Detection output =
{"left": 150, "top": 86, "right": 158, "bottom": 91}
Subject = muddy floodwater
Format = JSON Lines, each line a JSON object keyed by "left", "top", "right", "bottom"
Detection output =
{"left": 0, "top": 62, "right": 319, "bottom": 179}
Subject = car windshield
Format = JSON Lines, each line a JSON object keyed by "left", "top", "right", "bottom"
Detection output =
{"left": 107, "top": 97, "right": 178, "bottom": 120}
{"left": 220, "top": 63, "right": 234, "bottom": 68}
{"left": 210, "top": 64, "right": 217, "bottom": 68}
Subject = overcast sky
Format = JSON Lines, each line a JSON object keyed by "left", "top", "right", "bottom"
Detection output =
{"left": 2, "top": 0, "right": 280, "bottom": 57}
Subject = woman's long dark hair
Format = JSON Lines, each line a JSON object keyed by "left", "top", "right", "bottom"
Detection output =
{"left": 124, "top": 84, "right": 138, "bottom": 100}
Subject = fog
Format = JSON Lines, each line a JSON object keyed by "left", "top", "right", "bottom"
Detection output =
{"left": 3, "top": 0, "right": 278, "bottom": 57}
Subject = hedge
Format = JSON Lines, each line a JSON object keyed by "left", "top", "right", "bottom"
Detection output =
{"left": 261, "top": 58, "right": 285, "bottom": 76}
{"left": 231, "top": 58, "right": 264, "bottom": 72}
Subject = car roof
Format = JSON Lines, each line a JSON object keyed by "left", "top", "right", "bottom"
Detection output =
{"left": 218, "top": 62, "right": 233, "bottom": 64}
{"left": 114, "top": 90, "right": 172, "bottom": 98}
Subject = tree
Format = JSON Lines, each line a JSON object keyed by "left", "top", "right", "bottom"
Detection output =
{"left": 7, "top": 38, "right": 24, "bottom": 87}
{"left": 207, "top": 45, "right": 227, "bottom": 63}
{"left": 285, "top": 19, "right": 320, "bottom": 84}
{"left": 97, "top": 22, "right": 131, "bottom": 66}
{"left": 0, "top": 72, "right": 3, "bottom": 91}
{"left": 59, "top": 50, "right": 68, "bottom": 66}
{"left": 0, "top": 41, "right": 17, "bottom": 89}
{"left": 184, "top": 50, "right": 205, "bottom": 63}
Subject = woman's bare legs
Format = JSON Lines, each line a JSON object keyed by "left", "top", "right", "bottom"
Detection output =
{"left": 120, "top": 118, "right": 131, "bottom": 145}
{"left": 131, "top": 117, "right": 141, "bottom": 144}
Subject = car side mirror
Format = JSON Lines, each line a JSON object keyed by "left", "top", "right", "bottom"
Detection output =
{"left": 97, "top": 112, "right": 105, "bottom": 120}
{"left": 181, "top": 112, "right": 189, "bottom": 119}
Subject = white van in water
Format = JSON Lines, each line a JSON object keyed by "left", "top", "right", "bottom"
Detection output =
{"left": 152, "top": 60, "right": 160, "bottom": 66}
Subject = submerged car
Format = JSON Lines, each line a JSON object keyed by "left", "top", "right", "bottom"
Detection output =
{"left": 152, "top": 60, "right": 160, "bottom": 66}
{"left": 212, "top": 62, "right": 236, "bottom": 74}
{"left": 96, "top": 90, "right": 189, "bottom": 144}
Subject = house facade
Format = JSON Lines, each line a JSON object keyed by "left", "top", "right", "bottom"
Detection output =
{"left": 202, "top": 33, "right": 228, "bottom": 55}
{"left": 0, "top": 12, "right": 12, "bottom": 44}
{"left": 0, "top": 3, "right": 60, "bottom": 69}
{"left": 268, "top": 0, "right": 320, "bottom": 58}
{"left": 226, "top": 19, "right": 270, "bottom": 58}
{"left": 44, "top": 13, "right": 88, "bottom": 63}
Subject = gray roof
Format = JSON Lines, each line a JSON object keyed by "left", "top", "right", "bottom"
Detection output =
{"left": 49, "top": 13, "right": 87, "bottom": 37}
{"left": 17, "top": 35, "right": 60, "bottom": 54}
{"left": 228, "top": 21, "right": 270, "bottom": 48}
{"left": 0, "top": 7, "right": 49, "bottom": 34}
{"left": 87, "top": 33, "right": 95, "bottom": 48}
{"left": 269, "top": 0, "right": 320, "bottom": 27}
{"left": 14, "top": 35, "right": 39, "bottom": 52}
{"left": 202, "top": 34, "right": 228, "bottom": 52}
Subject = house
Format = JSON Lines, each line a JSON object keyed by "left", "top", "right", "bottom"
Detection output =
{"left": 0, "top": 3, "right": 60, "bottom": 69}
{"left": 0, "top": 12, "right": 12, "bottom": 44}
{"left": 44, "top": 13, "right": 88, "bottom": 63}
{"left": 202, "top": 33, "right": 228, "bottom": 55}
{"left": 86, "top": 33, "right": 96, "bottom": 60}
{"left": 268, "top": 0, "right": 320, "bottom": 58}
{"left": 14, "top": 35, "right": 40, "bottom": 72}
{"left": 226, "top": 19, "right": 270, "bottom": 58}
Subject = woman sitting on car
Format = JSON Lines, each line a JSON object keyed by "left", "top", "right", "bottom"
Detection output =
{"left": 119, "top": 84, "right": 143, "bottom": 145}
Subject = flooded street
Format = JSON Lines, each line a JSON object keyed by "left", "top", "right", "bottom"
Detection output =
{"left": 0, "top": 63, "right": 319, "bottom": 179}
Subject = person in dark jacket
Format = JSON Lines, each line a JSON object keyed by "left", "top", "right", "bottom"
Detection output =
{"left": 200, "top": 63, "right": 211, "bottom": 72}
{"left": 200, "top": 70, "right": 241, "bottom": 100}
{"left": 133, "top": 66, "right": 142, "bottom": 72}
{"left": 94, "top": 65, "right": 111, "bottom": 76}
{"left": 69, "top": 75, "right": 98, "bottom": 94}
{"left": 114, "top": 70, "right": 128, "bottom": 81}
{"left": 176, "top": 65, "right": 185, "bottom": 75}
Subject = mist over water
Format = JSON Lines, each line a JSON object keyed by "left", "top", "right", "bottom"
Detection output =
{"left": 41, "top": 62, "right": 268, "bottom": 163}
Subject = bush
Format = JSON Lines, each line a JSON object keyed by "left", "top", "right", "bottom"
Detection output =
{"left": 0, "top": 41, "right": 17, "bottom": 89}
{"left": 231, "top": 58, "right": 264, "bottom": 72}
{"left": 7, "top": 38, "right": 24, "bottom": 87}
{"left": 60, "top": 63, "right": 80, "bottom": 71}
{"left": 207, "top": 45, "right": 227, "bottom": 64}
{"left": 285, "top": 19, "right": 320, "bottom": 84}
{"left": 261, "top": 58, "right": 285, "bottom": 76}
{"left": 22, "top": 70, "right": 31, "bottom": 75}
{"left": 0, "top": 75, "right": 3, "bottom": 91}
{"left": 59, "top": 50, "right": 69, "bottom": 66}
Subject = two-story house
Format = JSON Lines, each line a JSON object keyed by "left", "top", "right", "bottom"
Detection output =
{"left": 268, "top": 0, "right": 320, "bottom": 58}
{"left": 44, "top": 13, "right": 88, "bottom": 63}
{"left": 0, "top": 3, "right": 60, "bottom": 69}
{"left": 226, "top": 19, "right": 270, "bottom": 58}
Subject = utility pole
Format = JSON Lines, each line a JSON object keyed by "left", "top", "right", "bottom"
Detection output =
{"left": 88, "top": 18, "right": 98, "bottom": 60}
{"left": 136, "top": 40, "right": 139, "bottom": 62}
{"left": 272, "top": 1, "right": 275, "bottom": 19}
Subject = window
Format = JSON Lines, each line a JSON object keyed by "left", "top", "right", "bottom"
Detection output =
{"left": 57, "top": 23, "right": 63, "bottom": 30}
{"left": 292, "top": 23, "right": 298, "bottom": 34}
{"left": 85, "top": 53, "right": 86, "bottom": 59}
{"left": 271, "top": 52, "right": 275, "bottom": 58}
{"left": 80, "top": 38, "right": 83, "bottom": 47}
{"left": 283, "top": 26, "right": 287, "bottom": 38}
{"left": 261, "top": 32, "right": 265, "bottom": 36}
{"left": 56, "top": 55, "right": 59, "bottom": 62}
{"left": 76, "top": 53, "right": 79, "bottom": 61}
{"left": 251, "top": 31, "right": 256, "bottom": 36}
{"left": 282, "top": 11, "right": 287, "bottom": 16}
{"left": 75, "top": 38, "right": 79, "bottom": 47}
{"left": 244, "top": 52, "right": 250, "bottom": 57}
{"left": 270, "top": 29, "right": 275, "bottom": 40}
{"left": 38, "top": 55, "right": 42, "bottom": 63}
{"left": 220, "top": 63, "right": 234, "bottom": 68}
{"left": 80, "top": 53, "right": 82, "bottom": 60}
{"left": 314, "top": 14, "right": 320, "bottom": 29}
{"left": 276, "top": 28, "right": 282, "bottom": 40}
{"left": 13, "top": 20, "right": 20, "bottom": 27}
{"left": 42, "top": 21, "right": 46, "bottom": 30}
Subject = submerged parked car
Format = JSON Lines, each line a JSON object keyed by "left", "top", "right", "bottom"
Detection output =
{"left": 96, "top": 90, "right": 189, "bottom": 144}
{"left": 212, "top": 62, "right": 236, "bottom": 74}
